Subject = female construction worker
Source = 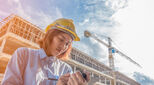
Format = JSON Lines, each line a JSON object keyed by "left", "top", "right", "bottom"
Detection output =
{"left": 1, "top": 18, "right": 90, "bottom": 85}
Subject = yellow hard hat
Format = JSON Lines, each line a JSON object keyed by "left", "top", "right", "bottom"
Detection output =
{"left": 45, "top": 18, "right": 80, "bottom": 41}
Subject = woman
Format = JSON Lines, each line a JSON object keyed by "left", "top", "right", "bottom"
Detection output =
{"left": 1, "top": 18, "right": 90, "bottom": 85}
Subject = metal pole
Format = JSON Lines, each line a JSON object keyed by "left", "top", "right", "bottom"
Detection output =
{"left": 108, "top": 37, "right": 116, "bottom": 85}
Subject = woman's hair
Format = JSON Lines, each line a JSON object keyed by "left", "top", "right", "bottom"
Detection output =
{"left": 37, "top": 29, "right": 72, "bottom": 60}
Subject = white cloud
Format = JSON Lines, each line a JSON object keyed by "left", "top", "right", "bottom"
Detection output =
{"left": 6, "top": 0, "right": 63, "bottom": 29}
{"left": 13, "top": 0, "right": 20, "bottom": 3}
{"left": 79, "top": 18, "right": 89, "bottom": 26}
{"left": 76, "top": 0, "right": 129, "bottom": 68}
{"left": 0, "top": 11, "right": 10, "bottom": 19}
{"left": 73, "top": 41, "right": 93, "bottom": 55}
{"left": 112, "top": 0, "right": 154, "bottom": 79}
{"left": 27, "top": 8, "right": 63, "bottom": 29}
{"left": 105, "top": 0, "right": 128, "bottom": 11}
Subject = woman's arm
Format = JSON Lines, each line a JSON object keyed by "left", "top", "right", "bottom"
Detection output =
{"left": 1, "top": 48, "right": 27, "bottom": 85}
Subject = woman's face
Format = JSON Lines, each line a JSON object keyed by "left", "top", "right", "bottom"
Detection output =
{"left": 48, "top": 32, "right": 72, "bottom": 57}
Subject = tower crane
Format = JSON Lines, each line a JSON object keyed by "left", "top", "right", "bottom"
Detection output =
{"left": 84, "top": 30, "right": 142, "bottom": 85}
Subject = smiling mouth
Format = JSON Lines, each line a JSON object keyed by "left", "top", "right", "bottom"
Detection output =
{"left": 56, "top": 48, "right": 61, "bottom": 53}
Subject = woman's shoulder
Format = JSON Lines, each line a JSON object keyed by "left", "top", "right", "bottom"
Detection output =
{"left": 15, "top": 47, "right": 41, "bottom": 61}
{"left": 16, "top": 47, "right": 39, "bottom": 55}
{"left": 16, "top": 47, "right": 29, "bottom": 51}
{"left": 15, "top": 47, "right": 28, "bottom": 54}
{"left": 16, "top": 47, "right": 38, "bottom": 52}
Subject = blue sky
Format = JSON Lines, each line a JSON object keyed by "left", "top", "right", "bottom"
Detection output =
{"left": 1, "top": 0, "right": 154, "bottom": 84}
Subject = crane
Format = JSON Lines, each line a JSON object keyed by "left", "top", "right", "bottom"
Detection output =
{"left": 84, "top": 30, "right": 142, "bottom": 85}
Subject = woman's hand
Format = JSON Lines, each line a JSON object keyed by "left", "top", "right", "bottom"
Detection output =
{"left": 67, "top": 71, "right": 90, "bottom": 85}
{"left": 56, "top": 73, "right": 70, "bottom": 85}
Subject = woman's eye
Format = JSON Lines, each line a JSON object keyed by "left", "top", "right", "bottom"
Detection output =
{"left": 65, "top": 43, "right": 69, "bottom": 46}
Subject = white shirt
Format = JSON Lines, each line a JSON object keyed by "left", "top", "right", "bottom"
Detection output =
{"left": 1, "top": 47, "right": 73, "bottom": 85}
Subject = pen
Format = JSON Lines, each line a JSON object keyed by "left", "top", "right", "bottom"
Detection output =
{"left": 48, "top": 78, "right": 58, "bottom": 81}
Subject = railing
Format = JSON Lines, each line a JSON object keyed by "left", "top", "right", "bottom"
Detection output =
{"left": 70, "top": 51, "right": 112, "bottom": 76}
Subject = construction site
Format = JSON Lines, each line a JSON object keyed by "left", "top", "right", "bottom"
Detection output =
{"left": 0, "top": 14, "right": 140, "bottom": 85}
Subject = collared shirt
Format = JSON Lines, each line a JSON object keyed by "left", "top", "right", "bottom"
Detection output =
{"left": 1, "top": 47, "right": 73, "bottom": 85}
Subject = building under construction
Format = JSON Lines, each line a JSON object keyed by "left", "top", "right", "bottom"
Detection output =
{"left": 0, "top": 14, "right": 140, "bottom": 85}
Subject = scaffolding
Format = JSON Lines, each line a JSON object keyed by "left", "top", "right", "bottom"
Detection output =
{"left": 0, "top": 14, "right": 45, "bottom": 57}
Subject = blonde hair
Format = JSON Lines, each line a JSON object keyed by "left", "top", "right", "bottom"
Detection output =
{"left": 37, "top": 29, "right": 72, "bottom": 60}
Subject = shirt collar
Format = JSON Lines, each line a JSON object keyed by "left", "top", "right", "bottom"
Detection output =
{"left": 38, "top": 48, "right": 57, "bottom": 61}
{"left": 38, "top": 48, "right": 47, "bottom": 59}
